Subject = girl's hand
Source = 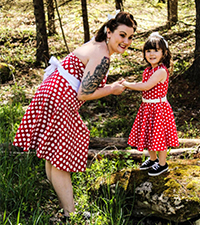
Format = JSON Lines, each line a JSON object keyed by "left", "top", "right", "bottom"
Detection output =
{"left": 122, "top": 80, "right": 129, "bottom": 87}
{"left": 122, "top": 80, "right": 133, "bottom": 88}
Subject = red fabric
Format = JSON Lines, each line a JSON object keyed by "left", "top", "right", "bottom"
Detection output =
{"left": 128, "top": 64, "right": 179, "bottom": 151}
{"left": 13, "top": 53, "right": 108, "bottom": 172}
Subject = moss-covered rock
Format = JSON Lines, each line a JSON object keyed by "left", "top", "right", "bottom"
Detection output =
{"left": 92, "top": 159, "right": 200, "bottom": 223}
{"left": 0, "top": 62, "right": 15, "bottom": 84}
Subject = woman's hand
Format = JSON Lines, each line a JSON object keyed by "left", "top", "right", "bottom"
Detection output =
{"left": 110, "top": 79, "right": 126, "bottom": 95}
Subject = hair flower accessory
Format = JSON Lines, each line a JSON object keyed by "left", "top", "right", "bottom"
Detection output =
{"left": 104, "top": 10, "right": 120, "bottom": 34}
{"left": 107, "top": 9, "right": 120, "bottom": 20}
{"left": 150, "top": 32, "right": 168, "bottom": 48}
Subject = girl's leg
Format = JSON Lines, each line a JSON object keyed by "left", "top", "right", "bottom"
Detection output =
{"left": 51, "top": 165, "right": 75, "bottom": 217}
{"left": 158, "top": 150, "right": 167, "bottom": 166}
{"left": 148, "top": 150, "right": 168, "bottom": 176}
{"left": 140, "top": 150, "right": 158, "bottom": 170}
{"left": 148, "top": 150, "right": 157, "bottom": 161}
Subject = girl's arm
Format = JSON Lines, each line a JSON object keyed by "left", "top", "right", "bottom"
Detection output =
{"left": 122, "top": 68, "right": 167, "bottom": 91}
{"left": 77, "top": 55, "right": 125, "bottom": 101}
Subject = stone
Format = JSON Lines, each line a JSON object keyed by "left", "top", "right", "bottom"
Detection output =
{"left": 194, "top": 219, "right": 200, "bottom": 225}
{"left": 0, "top": 62, "right": 15, "bottom": 84}
{"left": 92, "top": 159, "right": 200, "bottom": 223}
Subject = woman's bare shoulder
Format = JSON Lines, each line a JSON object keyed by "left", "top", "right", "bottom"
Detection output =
{"left": 73, "top": 40, "right": 109, "bottom": 66}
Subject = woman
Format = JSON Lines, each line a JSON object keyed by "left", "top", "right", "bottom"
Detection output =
{"left": 13, "top": 11, "right": 137, "bottom": 219}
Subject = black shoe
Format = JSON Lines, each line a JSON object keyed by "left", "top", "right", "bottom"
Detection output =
{"left": 148, "top": 163, "right": 168, "bottom": 176}
{"left": 140, "top": 158, "right": 159, "bottom": 170}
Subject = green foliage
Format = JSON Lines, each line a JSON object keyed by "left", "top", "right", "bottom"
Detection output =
{"left": 0, "top": 84, "right": 33, "bottom": 144}
{"left": 70, "top": 153, "right": 136, "bottom": 224}
{"left": 0, "top": 103, "right": 25, "bottom": 143}
{"left": 0, "top": 147, "right": 52, "bottom": 224}
{"left": 180, "top": 119, "right": 200, "bottom": 138}
{"left": 0, "top": 28, "right": 36, "bottom": 66}
{"left": 0, "top": 147, "right": 137, "bottom": 224}
{"left": 101, "top": 117, "right": 133, "bottom": 137}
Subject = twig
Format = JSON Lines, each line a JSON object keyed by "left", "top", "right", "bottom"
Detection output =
{"left": 57, "top": 0, "right": 72, "bottom": 9}
{"left": 88, "top": 145, "right": 119, "bottom": 167}
{"left": 54, "top": 0, "right": 69, "bottom": 53}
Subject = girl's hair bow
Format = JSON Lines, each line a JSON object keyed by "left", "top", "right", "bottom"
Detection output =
{"left": 150, "top": 32, "right": 168, "bottom": 48}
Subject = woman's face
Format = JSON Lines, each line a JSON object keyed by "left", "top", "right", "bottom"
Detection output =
{"left": 107, "top": 24, "right": 134, "bottom": 55}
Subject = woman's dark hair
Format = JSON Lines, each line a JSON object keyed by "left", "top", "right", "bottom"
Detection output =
{"left": 95, "top": 11, "right": 137, "bottom": 42}
{"left": 143, "top": 35, "right": 173, "bottom": 72}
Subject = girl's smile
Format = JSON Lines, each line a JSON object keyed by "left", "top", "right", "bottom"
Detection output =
{"left": 145, "top": 48, "right": 163, "bottom": 68}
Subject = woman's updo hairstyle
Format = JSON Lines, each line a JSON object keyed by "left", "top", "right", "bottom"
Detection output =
{"left": 95, "top": 11, "right": 137, "bottom": 42}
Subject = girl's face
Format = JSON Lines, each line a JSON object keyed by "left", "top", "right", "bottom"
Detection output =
{"left": 107, "top": 25, "right": 134, "bottom": 55}
{"left": 145, "top": 47, "right": 163, "bottom": 68}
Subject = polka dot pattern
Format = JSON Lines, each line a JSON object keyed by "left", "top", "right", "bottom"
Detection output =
{"left": 13, "top": 53, "right": 108, "bottom": 172}
{"left": 128, "top": 64, "right": 179, "bottom": 151}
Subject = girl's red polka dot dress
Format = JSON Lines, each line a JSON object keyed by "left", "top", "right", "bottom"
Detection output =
{"left": 128, "top": 64, "right": 179, "bottom": 151}
{"left": 13, "top": 53, "right": 108, "bottom": 172}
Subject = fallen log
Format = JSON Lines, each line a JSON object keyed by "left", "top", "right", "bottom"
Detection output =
{"left": 88, "top": 147, "right": 199, "bottom": 161}
{"left": 89, "top": 137, "right": 200, "bottom": 149}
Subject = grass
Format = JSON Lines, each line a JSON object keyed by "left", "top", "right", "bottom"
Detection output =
{"left": 0, "top": 148, "right": 52, "bottom": 224}
{"left": 0, "top": 145, "right": 138, "bottom": 224}
{"left": 0, "top": 0, "right": 199, "bottom": 224}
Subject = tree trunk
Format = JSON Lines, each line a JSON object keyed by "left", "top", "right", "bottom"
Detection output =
{"left": 115, "top": 0, "right": 123, "bottom": 11}
{"left": 81, "top": 0, "right": 90, "bottom": 43}
{"left": 194, "top": 0, "right": 200, "bottom": 83}
{"left": 33, "top": 0, "right": 49, "bottom": 65}
{"left": 182, "top": 0, "right": 200, "bottom": 84}
{"left": 167, "top": 0, "right": 178, "bottom": 26}
{"left": 46, "top": 0, "right": 56, "bottom": 36}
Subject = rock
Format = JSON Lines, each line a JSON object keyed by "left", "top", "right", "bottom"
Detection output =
{"left": 194, "top": 219, "right": 200, "bottom": 225}
{"left": 92, "top": 159, "right": 200, "bottom": 223}
{"left": 0, "top": 62, "right": 15, "bottom": 84}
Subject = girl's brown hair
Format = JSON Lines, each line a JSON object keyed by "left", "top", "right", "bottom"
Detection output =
{"left": 143, "top": 34, "right": 173, "bottom": 72}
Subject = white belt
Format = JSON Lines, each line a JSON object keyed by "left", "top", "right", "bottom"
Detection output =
{"left": 142, "top": 96, "right": 167, "bottom": 103}
{"left": 43, "top": 56, "right": 81, "bottom": 93}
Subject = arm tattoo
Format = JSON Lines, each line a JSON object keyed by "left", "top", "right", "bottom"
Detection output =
{"left": 81, "top": 57, "right": 110, "bottom": 95}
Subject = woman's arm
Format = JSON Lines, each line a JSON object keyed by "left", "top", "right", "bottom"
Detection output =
{"left": 122, "top": 68, "right": 167, "bottom": 91}
{"left": 77, "top": 55, "right": 125, "bottom": 101}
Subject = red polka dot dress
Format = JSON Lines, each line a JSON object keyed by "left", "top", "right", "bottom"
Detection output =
{"left": 13, "top": 53, "right": 108, "bottom": 172}
{"left": 128, "top": 64, "right": 179, "bottom": 151}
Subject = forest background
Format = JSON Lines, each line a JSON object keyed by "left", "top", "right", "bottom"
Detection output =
{"left": 0, "top": 0, "right": 199, "bottom": 224}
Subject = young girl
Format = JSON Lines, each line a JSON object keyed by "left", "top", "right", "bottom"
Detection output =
{"left": 122, "top": 32, "right": 179, "bottom": 176}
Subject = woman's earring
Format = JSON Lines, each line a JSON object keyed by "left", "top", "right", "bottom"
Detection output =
{"left": 106, "top": 38, "right": 110, "bottom": 44}
{"left": 104, "top": 26, "right": 107, "bottom": 34}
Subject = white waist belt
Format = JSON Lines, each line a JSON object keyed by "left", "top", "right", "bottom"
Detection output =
{"left": 43, "top": 56, "right": 81, "bottom": 93}
{"left": 142, "top": 96, "right": 167, "bottom": 103}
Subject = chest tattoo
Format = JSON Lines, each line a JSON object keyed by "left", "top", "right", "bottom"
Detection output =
{"left": 81, "top": 57, "right": 110, "bottom": 95}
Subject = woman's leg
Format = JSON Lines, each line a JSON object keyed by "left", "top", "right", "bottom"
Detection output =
{"left": 51, "top": 165, "right": 75, "bottom": 217}
{"left": 45, "top": 160, "right": 75, "bottom": 216}
{"left": 45, "top": 160, "right": 52, "bottom": 182}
